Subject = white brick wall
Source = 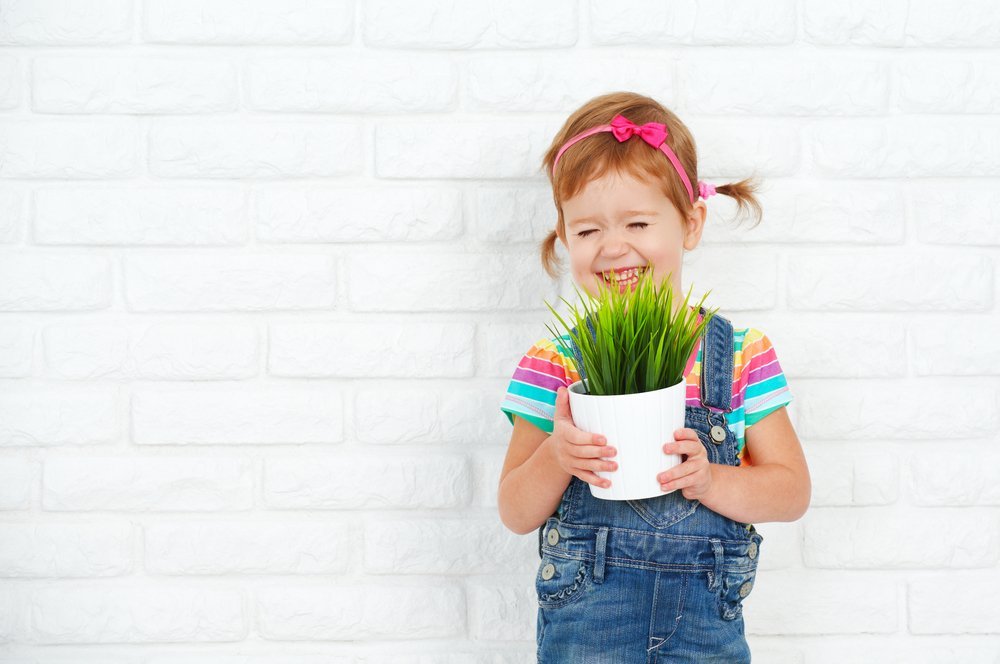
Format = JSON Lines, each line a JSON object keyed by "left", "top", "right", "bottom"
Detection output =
{"left": 0, "top": 0, "right": 997, "bottom": 660}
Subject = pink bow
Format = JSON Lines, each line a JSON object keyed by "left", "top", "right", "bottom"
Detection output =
{"left": 609, "top": 114, "right": 668, "bottom": 148}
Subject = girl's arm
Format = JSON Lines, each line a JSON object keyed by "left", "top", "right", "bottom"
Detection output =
{"left": 698, "top": 406, "right": 811, "bottom": 524}
{"left": 498, "top": 416, "right": 573, "bottom": 535}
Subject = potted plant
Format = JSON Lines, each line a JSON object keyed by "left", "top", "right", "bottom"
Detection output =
{"left": 545, "top": 268, "right": 717, "bottom": 500}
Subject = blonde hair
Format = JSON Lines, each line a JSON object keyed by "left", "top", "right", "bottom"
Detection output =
{"left": 539, "top": 91, "right": 763, "bottom": 279}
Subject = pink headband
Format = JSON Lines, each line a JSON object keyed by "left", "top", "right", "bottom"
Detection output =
{"left": 551, "top": 113, "right": 717, "bottom": 203}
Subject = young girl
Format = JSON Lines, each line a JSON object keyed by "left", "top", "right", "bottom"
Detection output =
{"left": 497, "top": 91, "right": 811, "bottom": 663}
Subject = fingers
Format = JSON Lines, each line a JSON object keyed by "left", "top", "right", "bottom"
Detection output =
{"left": 554, "top": 388, "right": 612, "bottom": 451}
{"left": 553, "top": 387, "right": 572, "bottom": 422}
{"left": 662, "top": 428, "right": 704, "bottom": 457}
{"left": 578, "top": 469, "right": 612, "bottom": 490}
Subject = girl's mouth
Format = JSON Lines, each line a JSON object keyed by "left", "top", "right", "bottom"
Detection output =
{"left": 597, "top": 266, "right": 647, "bottom": 291}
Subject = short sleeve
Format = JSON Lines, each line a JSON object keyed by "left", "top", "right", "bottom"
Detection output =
{"left": 499, "top": 336, "right": 581, "bottom": 434}
{"left": 740, "top": 329, "right": 793, "bottom": 429}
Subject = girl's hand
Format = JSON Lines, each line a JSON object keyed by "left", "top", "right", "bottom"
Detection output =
{"left": 550, "top": 387, "right": 618, "bottom": 489}
{"left": 658, "top": 428, "right": 714, "bottom": 500}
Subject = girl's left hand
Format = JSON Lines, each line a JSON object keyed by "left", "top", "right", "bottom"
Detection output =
{"left": 658, "top": 428, "right": 714, "bottom": 500}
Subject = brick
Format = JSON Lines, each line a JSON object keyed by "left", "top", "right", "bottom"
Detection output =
{"left": 474, "top": 185, "right": 554, "bottom": 243}
{"left": 466, "top": 577, "right": 536, "bottom": 641}
{"left": 750, "top": 521, "right": 800, "bottom": 571}
{"left": 346, "top": 251, "right": 555, "bottom": 312}
{"left": 808, "top": 644, "right": 1000, "bottom": 664}
{"left": 0, "top": 389, "right": 117, "bottom": 447}
{"left": 480, "top": 321, "right": 557, "bottom": 379}
{"left": 149, "top": 120, "right": 362, "bottom": 178}
{"left": 0, "top": 188, "right": 25, "bottom": 244}
{"left": 364, "top": 0, "right": 575, "bottom": 48}
{"left": 802, "top": 0, "right": 908, "bottom": 45}
{"left": 765, "top": 316, "right": 905, "bottom": 378}
{"left": 269, "top": 321, "right": 474, "bottom": 378}
{"left": 591, "top": 0, "right": 794, "bottom": 45}
{"left": 43, "top": 457, "right": 253, "bottom": 511}
{"left": 910, "top": 182, "right": 1000, "bottom": 246}
{"left": 467, "top": 54, "right": 674, "bottom": 112}
{"left": 247, "top": 55, "right": 456, "bottom": 112}
{"left": 0, "top": 0, "right": 132, "bottom": 45}
{"left": 471, "top": 448, "right": 506, "bottom": 508}
{"left": 792, "top": 379, "right": 998, "bottom": 440}
{"left": 898, "top": 56, "right": 1000, "bottom": 114}
{"left": 682, "top": 56, "right": 887, "bottom": 115}
{"left": 364, "top": 517, "right": 535, "bottom": 574}
{"left": 132, "top": 387, "right": 342, "bottom": 445}
{"left": 355, "top": 385, "right": 505, "bottom": 445}
{"left": 123, "top": 253, "right": 336, "bottom": 311}
{"left": 803, "top": 508, "right": 997, "bottom": 568}
{"left": 149, "top": 658, "right": 350, "bottom": 664}
{"left": 0, "top": 588, "right": 19, "bottom": 642}
{"left": 144, "top": 521, "right": 353, "bottom": 574}
{"left": 809, "top": 118, "right": 1000, "bottom": 177}
{"left": 0, "top": 322, "right": 32, "bottom": 377}
{"left": 143, "top": 0, "right": 352, "bottom": 44}
{"left": 680, "top": 247, "right": 780, "bottom": 311}
{"left": 0, "top": 255, "right": 111, "bottom": 311}
{"left": 34, "top": 187, "right": 247, "bottom": 246}
{"left": 807, "top": 447, "right": 898, "bottom": 506}
{"left": 255, "top": 584, "right": 464, "bottom": 640}
{"left": 0, "top": 120, "right": 135, "bottom": 178}
{"left": 686, "top": 118, "right": 801, "bottom": 177}
{"left": 264, "top": 454, "right": 470, "bottom": 509}
{"left": 906, "top": 0, "right": 1000, "bottom": 47}
{"left": 908, "top": 447, "right": 1000, "bottom": 506}
{"left": 704, "top": 181, "right": 904, "bottom": 245}
{"left": 787, "top": 252, "right": 992, "bottom": 311}
{"left": 33, "top": 57, "right": 236, "bottom": 113}
{"left": 253, "top": 186, "right": 461, "bottom": 243}
{"left": 746, "top": 570, "right": 897, "bottom": 634}
{"left": 31, "top": 585, "right": 244, "bottom": 643}
{"left": 911, "top": 317, "right": 1000, "bottom": 375}
{"left": 44, "top": 320, "right": 257, "bottom": 380}
{"left": 357, "top": 653, "right": 532, "bottom": 664}
{"left": 0, "top": 456, "right": 34, "bottom": 510}
{"left": 0, "top": 523, "right": 131, "bottom": 577}
{"left": 0, "top": 56, "right": 20, "bottom": 109}
{"left": 909, "top": 573, "right": 1000, "bottom": 633}
{"left": 375, "top": 120, "right": 556, "bottom": 179}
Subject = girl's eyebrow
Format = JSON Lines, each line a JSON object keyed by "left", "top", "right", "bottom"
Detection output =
{"left": 568, "top": 210, "right": 659, "bottom": 227}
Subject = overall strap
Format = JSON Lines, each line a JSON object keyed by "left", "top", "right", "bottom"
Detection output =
{"left": 699, "top": 307, "right": 734, "bottom": 412}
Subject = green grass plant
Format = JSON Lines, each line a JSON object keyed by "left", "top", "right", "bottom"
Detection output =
{"left": 545, "top": 269, "right": 717, "bottom": 396}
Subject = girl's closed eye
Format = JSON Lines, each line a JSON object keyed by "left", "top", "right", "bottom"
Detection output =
{"left": 577, "top": 222, "right": 649, "bottom": 238}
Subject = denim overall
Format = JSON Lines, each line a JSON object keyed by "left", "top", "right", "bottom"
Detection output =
{"left": 535, "top": 310, "right": 763, "bottom": 663}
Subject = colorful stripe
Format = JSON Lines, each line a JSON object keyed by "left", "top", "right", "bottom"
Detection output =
{"left": 500, "top": 312, "right": 792, "bottom": 466}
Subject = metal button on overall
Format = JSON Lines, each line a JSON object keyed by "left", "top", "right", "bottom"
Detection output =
{"left": 738, "top": 581, "right": 753, "bottom": 598}
{"left": 747, "top": 541, "right": 758, "bottom": 560}
{"left": 547, "top": 528, "right": 560, "bottom": 546}
{"left": 541, "top": 563, "right": 556, "bottom": 580}
{"left": 710, "top": 425, "right": 727, "bottom": 443}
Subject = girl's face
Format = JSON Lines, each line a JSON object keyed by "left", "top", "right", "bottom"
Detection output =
{"left": 560, "top": 169, "right": 707, "bottom": 304}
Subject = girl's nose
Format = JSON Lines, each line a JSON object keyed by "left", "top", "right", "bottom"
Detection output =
{"left": 600, "top": 236, "right": 629, "bottom": 257}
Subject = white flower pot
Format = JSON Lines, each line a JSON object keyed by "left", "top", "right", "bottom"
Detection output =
{"left": 567, "top": 378, "right": 686, "bottom": 500}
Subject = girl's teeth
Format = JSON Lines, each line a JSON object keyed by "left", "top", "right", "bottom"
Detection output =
{"left": 602, "top": 267, "right": 645, "bottom": 283}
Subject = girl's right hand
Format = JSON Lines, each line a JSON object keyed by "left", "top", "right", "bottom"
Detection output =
{"left": 550, "top": 386, "right": 618, "bottom": 489}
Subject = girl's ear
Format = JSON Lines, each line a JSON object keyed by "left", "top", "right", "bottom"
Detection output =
{"left": 683, "top": 201, "right": 707, "bottom": 251}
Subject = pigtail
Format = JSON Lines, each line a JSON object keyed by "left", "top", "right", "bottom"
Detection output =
{"left": 540, "top": 229, "right": 563, "bottom": 279}
{"left": 714, "top": 173, "right": 764, "bottom": 230}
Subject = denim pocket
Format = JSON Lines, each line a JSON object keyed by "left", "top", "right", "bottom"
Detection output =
{"left": 536, "top": 554, "right": 590, "bottom": 609}
{"left": 718, "top": 568, "right": 756, "bottom": 620}
{"left": 626, "top": 488, "right": 700, "bottom": 529}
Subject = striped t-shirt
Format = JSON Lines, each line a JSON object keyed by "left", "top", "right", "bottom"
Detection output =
{"left": 500, "top": 310, "right": 792, "bottom": 467}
